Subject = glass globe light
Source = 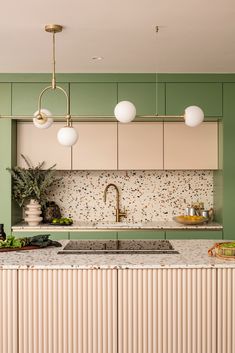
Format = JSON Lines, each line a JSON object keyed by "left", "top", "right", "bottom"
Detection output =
{"left": 184, "top": 106, "right": 204, "bottom": 127}
{"left": 33, "top": 109, "right": 53, "bottom": 129}
{"left": 57, "top": 126, "right": 78, "bottom": 147}
{"left": 114, "top": 101, "right": 136, "bottom": 123}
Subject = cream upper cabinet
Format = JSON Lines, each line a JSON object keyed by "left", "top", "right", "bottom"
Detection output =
{"left": 17, "top": 122, "right": 71, "bottom": 170}
{"left": 72, "top": 122, "right": 117, "bottom": 170}
{"left": 118, "top": 122, "right": 163, "bottom": 170}
{"left": 164, "top": 122, "right": 218, "bottom": 169}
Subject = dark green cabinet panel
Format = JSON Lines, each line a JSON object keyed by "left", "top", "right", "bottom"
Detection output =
{"left": 0, "top": 83, "right": 11, "bottom": 115}
{"left": 12, "top": 231, "right": 69, "bottom": 240}
{"left": 118, "top": 231, "right": 165, "bottom": 239}
{"left": 166, "top": 230, "right": 222, "bottom": 239}
{"left": 70, "top": 83, "right": 117, "bottom": 116}
{"left": 223, "top": 83, "right": 235, "bottom": 239}
{"left": 0, "top": 120, "right": 14, "bottom": 234}
{"left": 69, "top": 231, "right": 117, "bottom": 239}
{"left": 12, "top": 83, "right": 69, "bottom": 116}
{"left": 118, "top": 83, "right": 157, "bottom": 115}
{"left": 166, "top": 83, "right": 222, "bottom": 117}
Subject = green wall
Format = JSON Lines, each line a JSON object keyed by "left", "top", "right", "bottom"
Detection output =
{"left": 1, "top": 73, "right": 235, "bottom": 238}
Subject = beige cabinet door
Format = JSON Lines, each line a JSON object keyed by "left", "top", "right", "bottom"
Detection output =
{"left": 164, "top": 122, "right": 218, "bottom": 169}
{"left": 217, "top": 269, "right": 235, "bottom": 353}
{"left": 118, "top": 122, "right": 163, "bottom": 170}
{"left": 118, "top": 269, "right": 216, "bottom": 353}
{"left": 72, "top": 122, "right": 117, "bottom": 170}
{"left": 0, "top": 270, "right": 18, "bottom": 353}
{"left": 17, "top": 122, "right": 71, "bottom": 170}
{"left": 18, "top": 269, "right": 117, "bottom": 353}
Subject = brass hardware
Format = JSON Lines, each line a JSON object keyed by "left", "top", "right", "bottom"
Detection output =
{"left": 45, "top": 24, "right": 63, "bottom": 33}
{"left": 0, "top": 114, "right": 186, "bottom": 121}
{"left": 35, "top": 24, "right": 72, "bottom": 129}
{"left": 103, "top": 183, "right": 127, "bottom": 222}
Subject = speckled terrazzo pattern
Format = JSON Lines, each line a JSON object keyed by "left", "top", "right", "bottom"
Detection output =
{"left": 12, "top": 220, "right": 223, "bottom": 231}
{"left": 46, "top": 170, "right": 213, "bottom": 222}
{"left": 1, "top": 240, "right": 235, "bottom": 269}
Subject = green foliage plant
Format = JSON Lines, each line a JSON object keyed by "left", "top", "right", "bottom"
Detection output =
{"left": 7, "top": 154, "right": 60, "bottom": 207}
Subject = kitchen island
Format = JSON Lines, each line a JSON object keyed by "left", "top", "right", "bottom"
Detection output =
{"left": 0, "top": 239, "right": 233, "bottom": 353}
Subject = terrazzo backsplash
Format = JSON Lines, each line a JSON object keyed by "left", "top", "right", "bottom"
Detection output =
{"left": 46, "top": 170, "right": 213, "bottom": 223}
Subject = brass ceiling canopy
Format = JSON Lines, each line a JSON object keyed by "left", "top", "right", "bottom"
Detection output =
{"left": 45, "top": 24, "right": 63, "bottom": 33}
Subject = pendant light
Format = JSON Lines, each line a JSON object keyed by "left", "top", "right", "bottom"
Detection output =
{"left": 114, "top": 101, "right": 136, "bottom": 123}
{"left": 114, "top": 100, "right": 204, "bottom": 127}
{"left": 33, "top": 24, "right": 78, "bottom": 147}
{"left": 113, "top": 26, "right": 205, "bottom": 127}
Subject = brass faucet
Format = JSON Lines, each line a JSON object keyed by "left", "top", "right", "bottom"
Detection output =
{"left": 103, "top": 183, "right": 127, "bottom": 222}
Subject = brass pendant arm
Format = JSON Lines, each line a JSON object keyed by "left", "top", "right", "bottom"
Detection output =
{"left": 37, "top": 85, "right": 71, "bottom": 118}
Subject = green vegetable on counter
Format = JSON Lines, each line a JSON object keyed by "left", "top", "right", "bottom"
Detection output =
{"left": 0, "top": 236, "right": 25, "bottom": 248}
{"left": 0, "top": 234, "right": 62, "bottom": 249}
{"left": 51, "top": 217, "right": 73, "bottom": 225}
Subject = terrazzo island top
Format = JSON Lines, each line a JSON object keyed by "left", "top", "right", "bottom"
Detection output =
{"left": 0, "top": 239, "right": 234, "bottom": 270}
{"left": 12, "top": 220, "right": 223, "bottom": 231}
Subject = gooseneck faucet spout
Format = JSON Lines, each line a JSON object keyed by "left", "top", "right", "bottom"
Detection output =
{"left": 103, "top": 183, "right": 127, "bottom": 222}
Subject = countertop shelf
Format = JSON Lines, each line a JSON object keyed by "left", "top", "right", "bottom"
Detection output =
{"left": 12, "top": 220, "right": 223, "bottom": 231}
{"left": 0, "top": 239, "right": 234, "bottom": 270}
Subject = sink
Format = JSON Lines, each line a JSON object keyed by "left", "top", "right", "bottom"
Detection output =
{"left": 94, "top": 222, "right": 143, "bottom": 228}
{"left": 58, "top": 239, "right": 179, "bottom": 254}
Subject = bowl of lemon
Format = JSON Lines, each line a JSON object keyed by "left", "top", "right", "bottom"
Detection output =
{"left": 173, "top": 215, "right": 208, "bottom": 225}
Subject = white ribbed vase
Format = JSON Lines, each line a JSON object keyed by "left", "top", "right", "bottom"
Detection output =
{"left": 24, "top": 199, "right": 43, "bottom": 226}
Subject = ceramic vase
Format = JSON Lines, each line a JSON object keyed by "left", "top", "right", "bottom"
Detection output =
{"left": 24, "top": 199, "right": 43, "bottom": 226}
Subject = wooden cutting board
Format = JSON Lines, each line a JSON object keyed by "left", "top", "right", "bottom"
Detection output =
{"left": 0, "top": 245, "right": 45, "bottom": 252}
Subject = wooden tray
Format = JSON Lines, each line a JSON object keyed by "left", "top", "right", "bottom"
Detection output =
{"left": 208, "top": 242, "right": 235, "bottom": 260}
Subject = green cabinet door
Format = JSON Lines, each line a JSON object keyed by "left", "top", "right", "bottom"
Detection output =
{"left": 12, "top": 231, "right": 69, "bottom": 240}
{"left": 69, "top": 231, "right": 117, "bottom": 239}
{"left": 12, "top": 83, "right": 69, "bottom": 116}
{"left": 118, "top": 230, "right": 165, "bottom": 239}
{"left": 0, "top": 83, "right": 11, "bottom": 115}
{"left": 70, "top": 83, "right": 117, "bottom": 116}
{"left": 166, "top": 230, "right": 223, "bottom": 239}
{"left": 223, "top": 83, "right": 235, "bottom": 239}
{"left": 166, "top": 83, "right": 222, "bottom": 117}
{"left": 117, "top": 83, "right": 156, "bottom": 116}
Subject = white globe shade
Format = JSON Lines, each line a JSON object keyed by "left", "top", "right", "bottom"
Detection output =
{"left": 184, "top": 106, "right": 204, "bottom": 127}
{"left": 33, "top": 109, "right": 53, "bottom": 129}
{"left": 57, "top": 126, "right": 78, "bottom": 147}
{"left": 114, "top": 101, "right": 136, "bottom": 123}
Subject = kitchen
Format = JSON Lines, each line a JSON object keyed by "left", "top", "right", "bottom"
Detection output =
{"left": 0, "top": 1, "right": 235, "bottom": 353}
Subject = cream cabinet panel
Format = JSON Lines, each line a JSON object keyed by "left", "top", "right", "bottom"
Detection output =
{"left": 118, "top": 269, "right": 216, "bottom": 353}
{"left": 0, "top": 270, "right": 18, "bottom": 353}
{"left": 118, "top": 122, "right": 163, "bottom": 170}
{"left": 18, "top": 269, "right": 118, "bottom": 353}
{"left": 72, "top": 122, "right": 117, "bottom": 170}
{"left": 217, "top": 269, "right": 235, "bottom": 353}
{"left": 164, "top": 122, "right": 218, "bottom": 169}
{"left": 17, "top": 122, "right": 71, "bottom": 170}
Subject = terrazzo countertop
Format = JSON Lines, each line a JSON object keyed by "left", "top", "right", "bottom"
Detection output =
{"left": 12, "top": 221, "right": 223, "bottom": 231}
{"left": 0, "top": 239, "right": 234, "bottom": 270}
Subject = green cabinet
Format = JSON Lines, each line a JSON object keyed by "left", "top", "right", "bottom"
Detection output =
{"left": 69, "top": 231, "right": 117, "bottom": 239}
{"left": 117, "top": 83, "right": 157, "bottom": 115}
{"left": 12, "top": 83, "right": 69, "bottom": 116}
{"left": 12, "top": 231, "right": 69, "bottom": 240}
{"left": 70, "top": 83, "right": 117, "bottom": 116}
{"left": 222, "top": 83, "right": 235, "bottom": 239}
{"left": 118, "top": 230, "right": 165, "bottom": 239}
{"left": 166, "top": 230, "right": 223, "bottom": 239}
{"left": 0, "top": 83, "right": 11, "bottom": 115}
{"left": 166, "top": 83, "right": 222, "bottom": 117}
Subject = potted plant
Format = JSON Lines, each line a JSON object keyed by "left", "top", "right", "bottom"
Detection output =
{"left": 7, "top": 155, "right": 60, "bottom": 226}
